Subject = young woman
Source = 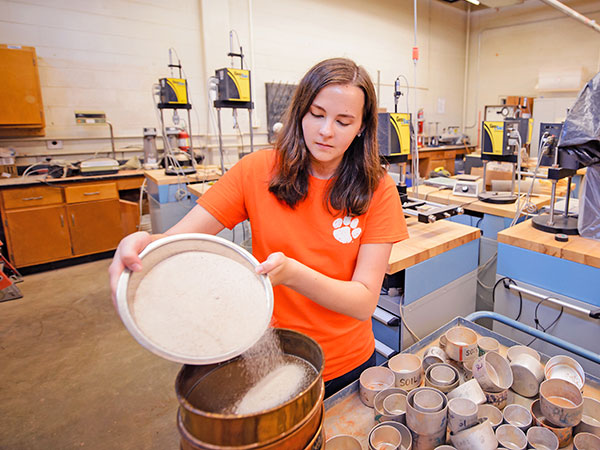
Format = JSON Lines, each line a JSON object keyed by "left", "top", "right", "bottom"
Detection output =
{"left": 109, "top": 57, "right": 408, "bottom": 397}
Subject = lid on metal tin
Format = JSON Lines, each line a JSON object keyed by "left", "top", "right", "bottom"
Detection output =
{"left": 116, "top": 233, "right": 273, "bottom": 365}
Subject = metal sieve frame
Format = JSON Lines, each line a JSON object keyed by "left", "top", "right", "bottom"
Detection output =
{"left": 116, "top": 233, "right": 274, "bottom": 365}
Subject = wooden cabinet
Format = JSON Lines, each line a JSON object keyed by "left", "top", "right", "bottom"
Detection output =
{"left": 1, "top": 180, "right": 134, "bottom": 267}
{"left": 0, "top": 45, "right": 45, "bottom": 137}
{"left": 67, "top": 200, "right": 123, "bottom": 255}
{"left": 4, "top": 205, "right": 72, "bottom": 267}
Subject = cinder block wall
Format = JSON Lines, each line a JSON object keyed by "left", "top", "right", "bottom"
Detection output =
{"left": 1, "top": 0, "right": 597, "bottom": 165}
{"left": 0, "top": 0, "right": 468, "bottom": 165}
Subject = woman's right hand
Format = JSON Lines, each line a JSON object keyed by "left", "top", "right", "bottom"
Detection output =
{"left": 108, "top": 231, "right": 153, "bottom": 306}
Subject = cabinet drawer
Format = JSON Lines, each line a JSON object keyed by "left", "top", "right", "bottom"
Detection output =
{"left": 64, "top": 182, "right": 118, "bottom": 204}
{"left": 1, "top": 186, "right": 64, "bottom": 209}
{"left": 116, "top": 176, "right": 144, "bottom": 191}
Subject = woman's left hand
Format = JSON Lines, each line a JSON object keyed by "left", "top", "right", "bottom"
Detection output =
{"left": 255, "top": 252, "right": 296, "bottom": 286}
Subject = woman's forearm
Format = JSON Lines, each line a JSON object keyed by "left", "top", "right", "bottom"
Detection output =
{"left": 285, "top": 259, "right": 380, "bottom": 321}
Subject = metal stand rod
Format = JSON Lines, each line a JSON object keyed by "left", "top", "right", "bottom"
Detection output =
{"left": 216, "top": 107, "right": 225, "bottom": 175}
{"left": 481, "top": 161, "right": 488, "bottom": 194}
{"left": 549, "top": 180, "right": 558, "bottom": 225}
{"left": 504, "top": 282, "right": 599, "bottom": 318}
{"left": 160, "top": 109, "right": 170, "bottom": 167}
{"left": 187, "top": 109, "right": 197, "bottom": 170}
{"left": 564, "top": 176, "right": 572, "bottom": 217}
{"left": 510, "top": 162, "right": 516, "bottom": 195}
{"left": 549, "top": 142, "right": 560, "bottom": 224}
{"left": 465, "top": 311, "right": 600, "bottom": 364}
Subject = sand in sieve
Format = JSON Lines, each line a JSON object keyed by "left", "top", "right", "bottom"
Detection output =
{"left": 234, "top": 359, "right": 312, "bottom": 415}
{"left": 132, "top": 251, "right": 269, "bottom": 358}
{"left": 231, "top": 329, "right": 316, "bottom": 415}
{"left": 182, "top": 329, "right": 317, "bottom": 414}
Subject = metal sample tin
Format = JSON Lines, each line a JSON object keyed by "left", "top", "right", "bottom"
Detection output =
{"left": 544, "top": 355, "right": 585, "bottom": 392}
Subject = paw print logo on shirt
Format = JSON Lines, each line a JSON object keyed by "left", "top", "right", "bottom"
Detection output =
{"left": 332, "top": 216, "right": 362, "bottom": 244}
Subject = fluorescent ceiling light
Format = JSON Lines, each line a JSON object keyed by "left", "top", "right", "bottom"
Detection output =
{"left": 465, "top": 0, "right": 480, "bottom": 4}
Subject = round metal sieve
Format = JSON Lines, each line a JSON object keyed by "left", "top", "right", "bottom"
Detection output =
{"left": 116, "top": 233, "right": 273, "bottom": 364}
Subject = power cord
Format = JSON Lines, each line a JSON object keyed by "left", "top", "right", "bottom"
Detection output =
{"left": 399, "top": 294, "right": 420, "bottom": 342}
{"left": 474, "top": 216, "right": 484, "bottom": 228}
{"left": 492, "top": 277, "right": 522, "bottom": 322}
{"left": 476, "top": 253, "right": 498, "bottom": 290}
{"left": 493, "top": 276, "right": 564, "bottom": 346}
{"left": 138, "top": 178, "right": 147, "bottom": 231}
{"left": 526, "top": 297, "right": 564, "bottom": 346}
{"left": 379, "top": 285, "right": 420, "bottom": 342}
{"left": 458, "top": 197, "right": 482, "bottom": 208}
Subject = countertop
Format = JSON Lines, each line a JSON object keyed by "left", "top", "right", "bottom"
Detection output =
{"left": 497, "top": 219, "right": 600, "bottom": 269}
{"left": 186, "top": 182, "right": 214, "bottom": 197}
{"left": 0, "top": 165, "right": 224, "bottom": 189}
{"left": 388, "top": 217, "right": 480, "bottom": 274}
{"left": 0, "top": 169, "right": 144, "bottom": 188}
{"left": 407, "top": 185, "right": 552, "bottom": 219}
{"left": 144, "top": 167, "right": 222, "bottom": 186}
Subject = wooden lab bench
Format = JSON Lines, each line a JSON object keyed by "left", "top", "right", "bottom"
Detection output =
{"left": 408, "top": 184, "right": 552, "bottom": 223}
{"left": 372, "top": 217, "right": 481, "bottom": 361}
{"left": 494, "top": 220, "right": 600, "bottom": 377}
{"left": 407, "top": 184, "right": 555, "bottom": 318}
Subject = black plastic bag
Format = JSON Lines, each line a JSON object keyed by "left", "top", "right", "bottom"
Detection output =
{"left": 557, "top": 71, "right": 600, "bottom": 169}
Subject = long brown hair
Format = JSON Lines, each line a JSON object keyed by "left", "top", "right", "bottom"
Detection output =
{"left": 269, "top": 58, "right": 384, "bottom": 217}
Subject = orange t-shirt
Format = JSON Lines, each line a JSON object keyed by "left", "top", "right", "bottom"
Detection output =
{"left": 198, "top": 149, "right": 408, "bottom": 380}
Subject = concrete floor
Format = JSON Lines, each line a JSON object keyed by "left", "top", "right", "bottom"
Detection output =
{"left": 0, "top": 258, "right": 181, "bottom": 449}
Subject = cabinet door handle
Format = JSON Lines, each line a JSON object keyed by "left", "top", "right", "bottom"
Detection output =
{"left": 83, "top": 191, "right": 100, "bottom": 196}
{"left": 60, "top": 214, "right": 64, "bottom": 227}
{"left": 71, "top": 213, "right": 75, "bottom": 226}
{"left": 22, "top": 196, "right": 43, "bottom": 201}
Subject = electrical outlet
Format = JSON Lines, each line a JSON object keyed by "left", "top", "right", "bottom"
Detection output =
{"left": 46, "top": 140, "right": 63, "bottom": 150}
